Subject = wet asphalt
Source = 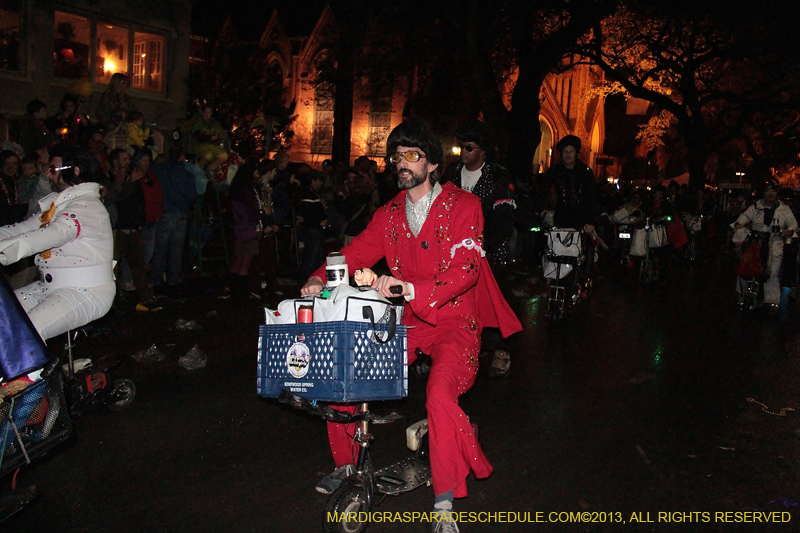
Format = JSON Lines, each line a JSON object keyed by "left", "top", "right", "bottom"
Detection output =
{"left": 3, "top": 249, "right": 800, "bottom": 533}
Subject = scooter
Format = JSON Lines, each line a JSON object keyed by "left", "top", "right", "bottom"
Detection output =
{"left": 279, "top": 390, "right": 432, "bottom": 533}
{"left": 62, "top": 329, "right": 135, "bottom": 415}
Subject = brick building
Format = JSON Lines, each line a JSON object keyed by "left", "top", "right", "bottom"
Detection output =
{"left": 0, "top": 0, "right": 191, "bottom": 137}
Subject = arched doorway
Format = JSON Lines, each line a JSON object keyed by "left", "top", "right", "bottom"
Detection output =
{"left": 532, "top": 118, "right": 553, "bottom": 174}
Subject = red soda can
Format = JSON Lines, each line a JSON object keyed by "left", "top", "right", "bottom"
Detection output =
{"left": 298, "top": 305, "right": 313, "bottom": 323}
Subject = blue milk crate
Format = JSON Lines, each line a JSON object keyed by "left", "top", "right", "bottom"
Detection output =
{"left": 257, "top": 321, "right": 408, "bottom": 402}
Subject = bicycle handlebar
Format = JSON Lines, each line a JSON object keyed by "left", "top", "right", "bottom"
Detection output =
{"left": 541, "top": 225, "right": 584, "bottom": 234}
{"left": 746, "top": 229, "right": 772, "bottom": 241}
{"left": 626, "top": 216, "right": 671, "bottom": 228}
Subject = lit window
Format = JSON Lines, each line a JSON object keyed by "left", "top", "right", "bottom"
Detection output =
{"left": 312, "top": 83, "right": 334, "bottom": 154}
{"left": 132, "top": 31, "right": 163, "bottom": 92}
{"left": 0, "top": 0, "right": 21, "bottom": 71}
{"left": 54, "top": 11, "right": 90, "bottom": 79}
{"left": 96, "top": 22, "right": 128, "bottom": 84}
{"left": 366, "top": 88, "right": 392, "bottom": 156}
{"left": 52, "top": 12, "right": 165, "bottom": 92}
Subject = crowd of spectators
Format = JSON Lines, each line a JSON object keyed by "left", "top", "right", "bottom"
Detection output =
{"left": 0, "top": 79, "right": 412, "bottom": 314}
{"left": 2, "top": 82, "right": 796, "bottom": 323}
{"left": 0, "top": 80, "right": 205, "bottom": 312}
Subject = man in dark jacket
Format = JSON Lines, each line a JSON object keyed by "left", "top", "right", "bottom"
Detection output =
{"left": 544, "top": 135, "right": 600, "bottom": 232}
{"left": 19, "top": 100, "right": 51, "bottom": 162}
{"left": 543, "top": 134, "right": 600, "bottom": 279}
{"left": 297, "top": 173, "right": 327, "bottom": 280}
{"left": 442, "top": 121, "right": 525, "bottom": 267}
{"left": 441, "top": 121, "right": 527, "bottom": 378}
{"left": 149, "top": 147, "right": 197, "bottom": 288}
{"left": 105, "top": 148, "right": 154, "bottom": 308}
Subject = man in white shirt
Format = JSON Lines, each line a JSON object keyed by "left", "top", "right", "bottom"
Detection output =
{"left": 0, "top": 147, "right": 115, "bottom": 340}
{"left": 441, "top": 120, "right": 523, "bottom": 377}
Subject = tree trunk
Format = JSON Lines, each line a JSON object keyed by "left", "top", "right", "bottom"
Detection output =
{"left": 464, "top": 0, "right": 510, "bottom": 132}
{"left": 681, "top": 124, "right": 710, "bottom": 191}
{"left": 686, "top": 149, "right": 709, "bottom": 191}
{"left": 505, "top": 53, "right": 544, "bottom": 178}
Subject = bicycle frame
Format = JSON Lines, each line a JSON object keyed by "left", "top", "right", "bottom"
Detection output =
{"left": 638, "top": 218, "right": 669, "bottom": 284}
{"left": 277, "top": 389, "right": 434, "bottom": 532}
{"left": 351, "top": 402, "right": 377, "bottom": 509}
{"left": 277, "top": 391, "right": 408, "bottom": 501}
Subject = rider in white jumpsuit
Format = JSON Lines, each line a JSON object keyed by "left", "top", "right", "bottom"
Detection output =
{"left": 733, "top": 182, "right": 798, "bottom": 307}
{"left": 0, "top": 149, "right": 115, "bottom": 341}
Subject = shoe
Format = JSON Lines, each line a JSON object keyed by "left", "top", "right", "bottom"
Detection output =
{"left": 431, "top": 509, "right": 460, "bottom": 533}
{"left": 488, "top": 350, "right": 510, "bottom": 377}
{"left": 410, "top": 349, "right": 432, "bottom": 380}
{"left": 315, "top": 464, "right": 354, "bottom": 494}
{"left": 135, "top": 303, "right": 150, "bottom": 312}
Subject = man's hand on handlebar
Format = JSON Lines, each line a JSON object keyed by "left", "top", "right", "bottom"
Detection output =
{"left": 374, "top": 275, "right": 408, "bottom": 298}
{"left": 583, "top": 224, "right": 595, "bottom": 234}
{"left": 300, "top": 275, "right": 406, "bottom": 298}
{"left": 301, "top": 276, "right": 324, "bottom": 295}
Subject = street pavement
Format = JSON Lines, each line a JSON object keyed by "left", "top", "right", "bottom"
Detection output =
{"left": 3, "top": 251, "right": 800, "bottom": 533}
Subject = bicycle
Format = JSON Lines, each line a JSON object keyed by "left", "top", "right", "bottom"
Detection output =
{"left": 616, "top": 224, "right": 633, "bottom": 261}
{"left": 278, "top": 390, "right": 431, "bottom": 533}
{"left": 682, "top": 213, "right": 703, "bottom": 262}
{"left": 630, "top": 217, "right": 669, "bottom": 284}
{"left": 736, "top": 230, "right": 771, "bottom": 311}
{"left": 542, "top": 227, "right": 585, "bottom": 322}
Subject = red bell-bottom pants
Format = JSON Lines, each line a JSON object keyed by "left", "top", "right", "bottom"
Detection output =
{"left": 327, "top": 316, "right": 492, "bottom": 498}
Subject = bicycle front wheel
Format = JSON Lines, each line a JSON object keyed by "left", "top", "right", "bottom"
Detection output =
{"left": 323, "top": 482, "right": 371, "bottom": 533}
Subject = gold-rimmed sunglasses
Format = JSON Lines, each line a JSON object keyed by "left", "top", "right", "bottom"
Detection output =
{"left": 387, "top": 151, "right": 426, "bottom": 165}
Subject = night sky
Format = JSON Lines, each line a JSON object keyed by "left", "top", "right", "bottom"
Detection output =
{"left": 191, "top": 0, "right": 329, "bottom": 39}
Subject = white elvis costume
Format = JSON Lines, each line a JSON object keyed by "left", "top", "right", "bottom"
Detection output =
{"left": 0, "top": 183, "right": 115, "bottom": 340}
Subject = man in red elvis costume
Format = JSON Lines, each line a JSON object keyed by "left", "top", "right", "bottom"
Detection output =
{"left": 301, "top": 118, "right": 521, "bottom": 531}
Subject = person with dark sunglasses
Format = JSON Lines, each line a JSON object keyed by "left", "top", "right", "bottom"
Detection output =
{"left": 441, "top": 120, "right": 529, "bottom": 378}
